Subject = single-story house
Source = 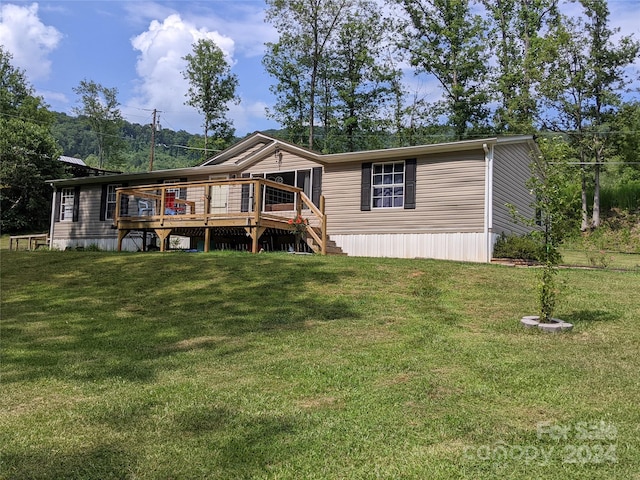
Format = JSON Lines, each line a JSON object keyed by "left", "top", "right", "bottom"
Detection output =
{"left": 47, "top": 132, "right": 537, "bottom": 262}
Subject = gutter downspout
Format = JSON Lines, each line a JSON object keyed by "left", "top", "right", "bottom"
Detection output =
{"left": 483, "top": 143, "right": 494, "bottom": 263}
{"left": 48, "top": 185, "right": 57, "bottom": 249}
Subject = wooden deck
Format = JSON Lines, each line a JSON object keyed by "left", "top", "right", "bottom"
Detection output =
{"left": 115, "top": 178, "right": 327, "bottom": 254}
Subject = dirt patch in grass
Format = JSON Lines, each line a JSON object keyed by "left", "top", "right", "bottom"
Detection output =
{"left": 159, "top": 335, "right": 231, "bottom": 352}
{"left": 296, "top": 396, "right": 341, "bottom": 410}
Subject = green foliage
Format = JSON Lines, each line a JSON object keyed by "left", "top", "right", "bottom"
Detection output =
{"left": 598, "top": 181, "right": 640, "bottom": 212}
{"left": 50, "top": 111, "right": 205, "bottom": 171}
{"left": 538, "top": 261, "right": 558, "bottom": 321}
{"left": 509, "top": 136, "right": 577, "bottom": 321}
{"left": 481, "top": 0, "right": 558, "bottom": 134}
{"left": 0, "top": 47, "right": 63, "bottom": 234}
{"left": 182, "top": 39, "right": 238, "bottom": 152}
{"left": 264, "top": 0, "right": 402, "bottom": 152}
{"left": 539, "top": 0, "right": 640, "bottom": 229}
{"left": 584, "top": 245, "right": 613, "bottom": 268}
{"left": 579, "top": 209, "right": 640, "bottom": 254}
{"left": 396, "top": 0, "right": 491, "bottom": 140}
{"left": 611, "top": 101, "right": 640, "bottom": 181}
{"left": 72, "top": 80, "right": 125, "bottom": 169}
{"left": 493, "top": 233, "right": 543, "bottom": 261}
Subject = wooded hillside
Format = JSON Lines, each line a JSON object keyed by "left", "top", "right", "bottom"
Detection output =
{"left": 51, "top": 112, "right": 208, "bottom": 172}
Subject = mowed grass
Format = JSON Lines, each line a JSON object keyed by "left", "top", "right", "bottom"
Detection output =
{"left": 1, "top": 250, "right": 639, "bottom": 479}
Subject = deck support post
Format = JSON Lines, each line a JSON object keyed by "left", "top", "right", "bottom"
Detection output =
{"left": 245, "top": 226, "right": 266, "bottom": 253}
{"left": 320, "top": 195, "right": 327, "bottom": 255}
{"left": 204, "top": 228, "right": 211, "bottom": 252}
{"left": 117, "top": 229, "right": 130, "bottom": 252}
{"left": 154, "top": 229, "right": 171, "bottom": 252}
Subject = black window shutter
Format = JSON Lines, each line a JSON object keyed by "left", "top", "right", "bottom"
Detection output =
{"left": 54, "top": 190, "right": 61, "bottom": 222}
{"left": 72, "top": 186, "right": 81, "bottom": 222}
{"left": 100, "top": 184, "right": 108, "bottom": 221}
{"left": 240, "top": 173, "right": 250, "bottom": 212}
{"left": 119, "top": 182, "right": 129, "bottom": 216}
{"left": 361, "top": 163, "right": 372, "bottom": 211}
{"left": 404, "top": 158, "right": 417, "bottom": 209}
{"left": 179, "top": 178, "right": 187, "bottom": 199}
{"left": 312, "top": 167, "right": 322, "bottom": 207}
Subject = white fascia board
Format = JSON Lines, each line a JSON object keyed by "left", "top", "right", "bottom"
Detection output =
{"left": 322, "top": 138, "right": 499, "bottom": 164}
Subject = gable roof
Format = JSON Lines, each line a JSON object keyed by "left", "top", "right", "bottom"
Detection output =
{"left": 199, "top": 131, "right": 322, "bottom": 168}
{"left": 201, "top": 131, "right": 538, "bottom": 166}
{"left": 48, "top": 132, "right": 537, "bottom": 187}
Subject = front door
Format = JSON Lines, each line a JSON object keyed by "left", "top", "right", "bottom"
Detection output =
{"left": 209, "top": 175, "right": 229, "bottom": 213}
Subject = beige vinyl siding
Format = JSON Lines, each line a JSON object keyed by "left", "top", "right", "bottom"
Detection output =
{"left": 240, "top": 151, "right": 322, "bottom": 176}
{"left": 211, "top": 141, "right": 270, "bottom": 166}
{"left": 324, "top": 150, "right": 486, "bottom": 235}
{"left": 492, "top": 143, "right": 536, "bottom": 235}
{"left": 51, "top": 185, "right": 115, "bottom": 240}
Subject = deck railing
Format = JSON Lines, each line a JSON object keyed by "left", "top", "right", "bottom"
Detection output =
{"left": 114, "top": 178, "right": 326, "bottom": 253}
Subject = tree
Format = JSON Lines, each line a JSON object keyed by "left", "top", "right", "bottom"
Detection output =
{"left": 264, "top": 0, "right": 352, "bottom": 150}
{"left": 508, "top": 137, "right": 576, "bottom": 322}
{"left": 482, "top": 0, "right": 560, "bottom": 134}
{"left": 263, "top": 35, "right": 310, "bottom": 145}
{"left": 182, "top": 39, "right": 239, "bottom": 158}
{"left": 322, "top": 2, "right": 402, "bottom": 152}
{"left": 530, "top": 137, "right": 575, "bottom": 322}
{"left": 0, "top": 47, "right": 63, "bottom": 233}
{"left": 610, "top": 101, "right": 640, "bottom": 182}
{"left": 395, "top": 0, "right": 491, "bottom": 140}
{"left": 580, "top": 0, "right": 639, "bottom": 227}
{"left": 539, "top": 1, "right": 639, "bottom": 229}
{"left": 72, "top": 79, "right": 125, "bottom": 169}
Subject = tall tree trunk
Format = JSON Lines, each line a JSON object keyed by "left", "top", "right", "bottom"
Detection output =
{"left": 580, "top": 163, "right": 590, "bottom": 231}
{"left": 204, "top": 128, "right": 208, "bottom": 161}
{"left": 592, "top": 162, "right": 600, "bottom": 228}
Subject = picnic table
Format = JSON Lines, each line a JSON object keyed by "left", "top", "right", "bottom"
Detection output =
{"left": 9, "top": 234, "right": 49, "bottom": 251}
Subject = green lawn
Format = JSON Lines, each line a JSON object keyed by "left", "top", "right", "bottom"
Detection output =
{"left": 2, "top": 250, "right": 639, "bottom": 479}
{"left": 560, "top": 248, "right": 640, "bottom": 270}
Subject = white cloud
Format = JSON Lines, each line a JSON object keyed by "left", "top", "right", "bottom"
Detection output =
{"left": 0, "top": 2, "right": 62, "bottom": 80}
{"left": 127, "top": 14, "right": 238, "bottom": 133}
{"left": 39, "top": 89, "right": 69, "bottom": 105}
{"left": 127, "top": 12, "right": 276, "bottom": 135}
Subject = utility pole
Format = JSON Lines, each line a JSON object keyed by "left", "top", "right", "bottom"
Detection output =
{"left": 148, "top": 109, "right": 161, "bottom": 171}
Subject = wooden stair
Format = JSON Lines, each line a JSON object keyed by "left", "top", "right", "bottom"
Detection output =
{"left": 306, "top": 227, "right": 347, "bottom": 255}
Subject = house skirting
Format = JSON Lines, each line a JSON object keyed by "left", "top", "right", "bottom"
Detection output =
{"left": 50, "top": 232, "right": 187, "bottom": 252}
{"left": 331, "top": 232, "right": 498, "bottom": 263}
{"left": 51, "top": 237, "right": 139, "bottom": 252}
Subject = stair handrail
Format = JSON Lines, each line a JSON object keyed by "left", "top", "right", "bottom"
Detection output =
{"left": 298, "top": 192, "right": 326, "bottom": 255}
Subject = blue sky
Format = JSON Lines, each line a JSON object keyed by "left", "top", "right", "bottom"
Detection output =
{"left": 1, "top": 1, "right": 280, "bottom": 136}
{"left": 1, "top": 1, "right": 639, "bottom": 137}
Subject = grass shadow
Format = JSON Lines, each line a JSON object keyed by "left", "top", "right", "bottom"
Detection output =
{"left": 2, "top": 444, "right": 134, "bottom": 480}
{"left": 562, "top": 309, "right": 621, "bottom": 323}
{"left": 1, "top": 251, "right": 360, "bottom": 385}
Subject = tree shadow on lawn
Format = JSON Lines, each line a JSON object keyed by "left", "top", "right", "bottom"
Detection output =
{"left": 561, "top": 309, "right": 620, "bottom": 324}
{"left": 2, "top": 443, "right": 134, "bottom": 480}
{"left": 3, "top": 405, "right": 309, "bottom": 479}
{"left": 2, "top": 252, "right": 359, "bottom": 385}
{"left": 172, "top": 404, "right": 307, "bottom": 477}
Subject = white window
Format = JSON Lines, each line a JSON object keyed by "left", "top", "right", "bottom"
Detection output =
{"left": 60, "top": 188, "right": 75, "bottom": 221}
{"left": 372, "top": 162, "right": 404, "bottom": 208}
{"left": 105, "top": 184, "right": 120, "bottom": 220}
